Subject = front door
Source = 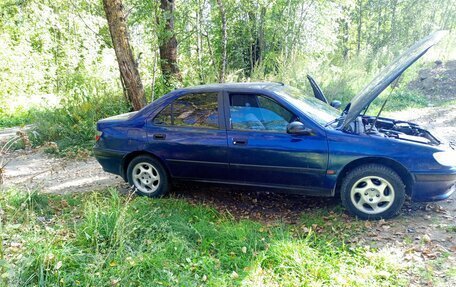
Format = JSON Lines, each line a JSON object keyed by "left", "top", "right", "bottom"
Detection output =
{"left": 225, "top": 92, "right": 329, "bottom": 193}
{"left": 146, "top": 92, "right": 229, "bottom": 181}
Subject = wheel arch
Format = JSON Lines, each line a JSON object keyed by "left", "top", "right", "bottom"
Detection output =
{"left": 121, "top": 151, "right": 170, "bottom": 181}
{"left": 335, "top": 157, "right": 414, "bottom": 196}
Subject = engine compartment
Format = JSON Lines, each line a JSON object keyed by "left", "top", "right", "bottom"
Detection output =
{"left": 347, "top": 116, "right": 441, "bottom": 146}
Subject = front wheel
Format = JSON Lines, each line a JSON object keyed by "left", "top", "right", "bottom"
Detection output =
{"left": 127, "top": 156, "right": 169, "bottom": 198}
{"left": 340, "top": 164, "right": 405, "bottom": 220}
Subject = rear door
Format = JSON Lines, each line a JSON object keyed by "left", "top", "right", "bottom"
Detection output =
{"left": 225, "top": 92, "right": 329, "bottom": 193}
{"left": 145, "top": 91, "right": 229, "bottom": 181}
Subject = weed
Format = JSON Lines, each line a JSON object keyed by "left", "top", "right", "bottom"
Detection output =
{"left": 446, "top": 225, "right": 456, "bottom": 233}
{"left": 30, "top": 88, "right": 129, "bottom": 153}
{"left": 0, "top": 189, "right": 413, "bottom": 286}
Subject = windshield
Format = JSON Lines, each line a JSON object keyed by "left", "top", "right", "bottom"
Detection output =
{"left": 272, "top": 85, "right": 340, "bottom": 126}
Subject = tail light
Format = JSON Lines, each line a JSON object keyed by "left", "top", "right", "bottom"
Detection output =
{"left": 95, "top": 131, "right": 102, "bottom": 141}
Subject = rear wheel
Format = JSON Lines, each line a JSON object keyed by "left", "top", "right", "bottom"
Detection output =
{"left": 127, "top": 156, "right": 169, "bottom": 197}
{"left": 340, "top": 164, "right": 405, "bottom": 220}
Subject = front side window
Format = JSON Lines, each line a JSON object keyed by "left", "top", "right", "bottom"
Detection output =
{"left": 153, "top": 104, "right": 172, "bottom": 125}
{"left": 229, "top": 94, "right": 294, "bottom": 132}
{"left": 153, "top": 93, "right": 219, "bottom": 129}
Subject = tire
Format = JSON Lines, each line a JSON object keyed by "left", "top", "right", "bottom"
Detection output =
{"left": 126, "top": 155, "right": 169, "bottom": 198}
{"left": 340, "top": 164, "right": 405, "bottom": 220}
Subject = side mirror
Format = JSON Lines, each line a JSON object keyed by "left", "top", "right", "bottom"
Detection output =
{"left": 287, "top": 121, "right": 313, "bottom": 135}
{"left": 330, "top": 100, "right": 342, "bottom": 109}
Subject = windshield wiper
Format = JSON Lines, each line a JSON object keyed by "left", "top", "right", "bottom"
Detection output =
{"left": 325, "top": 116, "right": 343, "bottom": 127}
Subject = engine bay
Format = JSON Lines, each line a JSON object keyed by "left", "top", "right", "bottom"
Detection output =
{"left": 348, "top": 116, "right": 441, "bottom": 146}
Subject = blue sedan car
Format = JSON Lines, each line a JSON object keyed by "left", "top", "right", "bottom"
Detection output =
{"left": 94, "top": 31, "right": 455, "bottom": 219}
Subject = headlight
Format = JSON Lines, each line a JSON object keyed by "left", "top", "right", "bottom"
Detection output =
{"left": 433, "top": 152, "right": 456, "bottom": 167}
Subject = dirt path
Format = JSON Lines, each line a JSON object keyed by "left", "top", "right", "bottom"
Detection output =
{"left": 1, "top": 106, "right": 455, "bottom": 285}
{"left": 1, "top": 151, "right": 125, "bottom": 193}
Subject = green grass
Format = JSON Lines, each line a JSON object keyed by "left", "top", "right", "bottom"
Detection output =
{"left": 0, "top": 76, "right": 130, "bottom": 154}
{"left": 441, "top": 99, "right": 456, "bottom": 108}
{"left": 0, "top": 188, "right": 412, "bottom": 286}
{"left": 446, "top": 225, "right": 456, "bottom": 233}
{"left": 367, "top": 88, "right": 430, "bottom": 115}
{"left": 28, "top": 92, "right": 129, "bottom": 152}
{"left": 0, "top": 109, "right": 31, "bottom": 128}
{"left": 415, "top": 252, "right": 456, "bottom": 286}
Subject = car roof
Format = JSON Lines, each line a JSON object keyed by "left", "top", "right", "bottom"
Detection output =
{"left": 175, "top": 82, "right": 285, "bottom": 92}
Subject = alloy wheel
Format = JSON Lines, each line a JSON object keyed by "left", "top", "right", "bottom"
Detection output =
{"left": 350, "top": 176, "right": 395, "bottom": 215}
{"left": 131, "top": 162, "right": 161, "bottom": 194}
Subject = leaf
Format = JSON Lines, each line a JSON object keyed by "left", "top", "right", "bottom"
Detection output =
{"left": 10, "top": 242, "right": 22, "bottom": 248}
{"left": 110, "top": 278, "right": 121, "bottom": 286}
{"left": 382, "top": 225, "right": 391, "bottom": 230}
{"left": 422, "top": 234, "right": 431, "bottom": 243}
{"left": 55, "top": 261, "right": 62, "bottom": 270}
{"left": 421, "top": 248, "right": 438, "bottom": 259}
{"left": 231, "top": 271, "right": 239, "bottom": 279}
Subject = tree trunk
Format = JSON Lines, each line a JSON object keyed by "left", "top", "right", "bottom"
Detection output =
{"left": 258, "top": 6, "right": 266, "bottom": 65}
{"left": 356, "top": 0, "right": 363, "bottom": 55}
{"left": 196, "top": 0, "right": 204, "bottom": 83}
{"left": 158, "top": 0, "right": 182, "bottom": 85}
{"left": 390, "top": 0, "right": 398, "bottom": 43}
{"left": 102, "top": 0, "right": 146, "bottom": 110}
{"left": 216, "top": 0, "right": 227, "bottom": 83}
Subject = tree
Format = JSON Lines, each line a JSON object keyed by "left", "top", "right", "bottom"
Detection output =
{"left": 157, "top": 0, "right": 182, "bottom": 85}
{"left": 102, "top": 0, "right": 146, "bottom": 110}
{"left": 216, "top": 0, "right": 227, "bottom": 82}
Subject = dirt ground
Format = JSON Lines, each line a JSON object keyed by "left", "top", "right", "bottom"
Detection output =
{"left": 408, "top": 60, "right": 456, "bottom": 103}
{"left": 1, "top": 106, "right": 455, "bottom": 285}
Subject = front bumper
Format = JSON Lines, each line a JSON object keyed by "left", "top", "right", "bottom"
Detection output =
{"left": 411, "top": 172, "right": 456, "bottom": 202}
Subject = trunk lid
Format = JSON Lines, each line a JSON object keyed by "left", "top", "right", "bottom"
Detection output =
{"left": 97, "top": 111, "right": 137, "bottom": 129}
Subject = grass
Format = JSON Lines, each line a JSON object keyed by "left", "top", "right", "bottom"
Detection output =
{"left": 0, "top": 77, "right": 130, "bottom": 155}
{"left": 28, "top": 92, "right": 129, "bottom": 152}
{"left": 0, "top": 110, "right": 31, "bottom": 128}
{"left": 0, "top": 188, "right": 413, "bottom": 286}
{"left": 366, "top": 88, "right": 430, "bottom": 115}
{"left": 416, "top": 252, "right": 456, "bottom": 286}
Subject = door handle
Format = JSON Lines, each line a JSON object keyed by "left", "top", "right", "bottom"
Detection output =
{"left": 232, "top": 138, "right": 248, "bottom": 145}
{"left": 153, "top": 133, "right": 166, "bottom": 140}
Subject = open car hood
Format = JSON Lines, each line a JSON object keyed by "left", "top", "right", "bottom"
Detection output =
{"left": 340, "top": 31, "right": 447, "bottom": 130}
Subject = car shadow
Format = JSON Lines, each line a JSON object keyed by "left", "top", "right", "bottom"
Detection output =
{"left": 165, "top": 182, "right": 447, "bottom": 223}
{"left": 168, "top": 182, "right": 342, "bottom": 223}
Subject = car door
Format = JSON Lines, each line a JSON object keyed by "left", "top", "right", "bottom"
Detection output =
{"left": 225, "top": 92, "right": 329, "bottom": 193}
{"left": 145, "top": 91, "right": 229, "bottom": 181}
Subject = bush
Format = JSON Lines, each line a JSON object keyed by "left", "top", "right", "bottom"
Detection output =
{"left": 0, "top": 107, "right": 31, "bottom": 128}
{"left": 30, "top": 86, "right": 129, "bottom": 152}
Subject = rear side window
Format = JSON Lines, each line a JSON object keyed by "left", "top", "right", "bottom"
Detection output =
{"left": 153, "top": 93, "right": 219, "bottom": 129}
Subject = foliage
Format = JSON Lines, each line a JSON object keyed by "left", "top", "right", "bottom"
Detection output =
{"left": 0, "top": 188, "right": 414, "bottom": 286}
{"left": 30, "top": 81, "right": 129, "bottom": 151}
{"left": 0, "top": 108, "right": 31, "bottom": 128}
{"left": 0, "top": 0, "right": 455, "bottom": 149}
